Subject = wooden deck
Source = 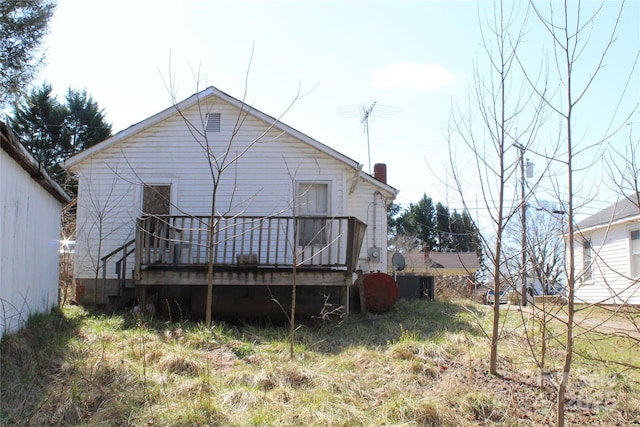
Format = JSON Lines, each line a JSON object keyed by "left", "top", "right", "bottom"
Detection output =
{"left": 98, "top": 215, "right": 366, "bottom": 315}
{"left": 128, "top": 215, "right": 366, "bottom": 287}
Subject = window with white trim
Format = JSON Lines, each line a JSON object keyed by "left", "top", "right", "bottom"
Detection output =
{"left": 631, "top": 230, "right": 640, "bottom": 278}
{"left": 296, "top": 182, "right": 329, "bottom": 246}
{"left": 582, "top": 239, "right": 592, "bottom": 282}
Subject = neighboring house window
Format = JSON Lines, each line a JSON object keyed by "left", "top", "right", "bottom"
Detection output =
{"left": 206, "top": 113, "right": 221, "bottom": 133}
{"left": 582, "top": 239, "right": 592, "bottom": 282}
{"left": 296, "top": 182, "right": 329, "bottom": 246}
{"left": 631, "top": 230, "right": 640, "bottom": 278}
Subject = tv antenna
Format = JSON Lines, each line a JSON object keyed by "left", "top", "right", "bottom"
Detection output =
{"left": 361, "top": 102, "right": 376, "bottom": 174}
{"left": 338, "top": 101, "right": 400, "bottom": 174}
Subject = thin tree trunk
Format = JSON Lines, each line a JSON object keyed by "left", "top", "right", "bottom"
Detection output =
{"left": 93, "top": 217, "right": 103, "bottom": 308}
{"left": 205, "top": 195, "right": 216, "bottom": 326}
{"left": 490, "top": 8, "right": 508, "bottom": 373}
{"left": 289, "top": 217, "right": 300, "bottom": 358}
{"left": 556, "top": 6, "right": 575, "bottom": 421}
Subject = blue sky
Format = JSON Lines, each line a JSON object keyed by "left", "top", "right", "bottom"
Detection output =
{"left": 37, "top": 0, "right": 639, "bottom": 222}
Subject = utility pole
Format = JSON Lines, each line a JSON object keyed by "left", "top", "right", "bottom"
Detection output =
{"left": 515, "top": 142, "right": 528, "bottom": 307}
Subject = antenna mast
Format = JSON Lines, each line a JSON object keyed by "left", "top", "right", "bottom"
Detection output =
{"left": 338, "top": 101, "right": 399, "bottom": 174}
{"left": 361, "top": 102, "right": 377, "bottom": 173}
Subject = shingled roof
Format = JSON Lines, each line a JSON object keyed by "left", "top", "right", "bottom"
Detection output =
{"left": 576, "top": 196, "right": 640, "bottom": 231}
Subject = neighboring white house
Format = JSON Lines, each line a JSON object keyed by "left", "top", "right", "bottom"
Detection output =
{"left": 1, "top": 121, "right": 70, "bottom": 338}
{"left": 570, "top": 196, "right": 640, "bottom": 305}
{"left": 64, "top": 86, "right": 397, "bottom": 315}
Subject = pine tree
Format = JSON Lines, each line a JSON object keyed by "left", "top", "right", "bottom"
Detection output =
{"left": 0, "top": 0, "right": 55, "bottom": 107}
{"left": 10, "top": 83, "right": 112, "bottom": 194}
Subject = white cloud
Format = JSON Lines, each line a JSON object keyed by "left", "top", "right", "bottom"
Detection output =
{"left": 371, "top": 62, "right": 456, "bottom": 91}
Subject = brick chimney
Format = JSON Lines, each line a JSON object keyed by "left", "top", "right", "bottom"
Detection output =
{"left": 373, "top": 163, "right": 387, "bottom": 184}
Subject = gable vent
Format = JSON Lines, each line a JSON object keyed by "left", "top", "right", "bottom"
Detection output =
{"left": 206, "top": 112, "right": 221, "bottom": 132}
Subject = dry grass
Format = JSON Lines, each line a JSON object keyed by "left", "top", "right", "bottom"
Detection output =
{"left": 1, "top": 299, "right": 638, "bottom": 426}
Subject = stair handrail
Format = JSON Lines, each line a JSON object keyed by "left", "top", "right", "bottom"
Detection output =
{"left": 101, "top": 239, "right": 136, "bottom": 296}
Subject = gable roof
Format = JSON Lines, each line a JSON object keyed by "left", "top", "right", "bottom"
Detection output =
{"left": 1, "top": 121, "right": 70, "bottom": 204}
{"left": 577, "top": 196, "right": 640, "bottom": 232}
{"left": 64, "top": 86, "right": 397, "bottom": 196}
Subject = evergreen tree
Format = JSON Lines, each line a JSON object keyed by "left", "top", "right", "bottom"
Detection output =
{"left": 390, "top": 193, "right": 481, "bottom": 253}
{"left": 450, "top": 210, "right": 480, "bottom": 253}
{"left": 435, "top": 202, "right": 451, "bottom": 251}
{"left": 0, "top": 0, "right": 56, "bottom": 107}
{"left": 64, "top": 88, "right": 111, "bottom": 155}
{"left": 10, "top": 83, "right": 67, "bottom": 178}
{"left": 396, "top": 194, "right": 437, "bottom": 249}
{"left": 10, "top": 83, "right": 112, "bottom": 193}
{"left": 387, "top": 201, "right": 403, "bottom": 236}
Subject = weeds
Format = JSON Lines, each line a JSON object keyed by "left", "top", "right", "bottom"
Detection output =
{"left": 1, "top": 300, "right": 638, "bottom": 425}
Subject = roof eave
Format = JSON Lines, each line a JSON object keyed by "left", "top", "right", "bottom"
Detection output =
{"left": 65, "top": 87, "right": 220, "bottom": 170}
{"left": 575, "top": 215, "right": 640, "bottom": 235}
{"left": 1, "top": 122, "right": 71, "bottom": 204}
{"left": 63, "top": 86, "right": 400, "bottom": 197}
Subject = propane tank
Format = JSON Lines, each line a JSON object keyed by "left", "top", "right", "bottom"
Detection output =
{"left": 352, "top": 272, "right": 399, "bottom": 312}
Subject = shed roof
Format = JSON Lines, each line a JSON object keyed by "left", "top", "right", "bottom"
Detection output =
{"left": 1, "top": 121, "right": 70, "bottom": 204}
{"left": 64, "top": 86, "right": 398, "bottom": 197}
{"left": 576, "top": 196, "right": 640, "bottom": 231}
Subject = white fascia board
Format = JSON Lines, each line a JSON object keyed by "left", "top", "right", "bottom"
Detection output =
{"left": 572, "top": 215, "right": 640, "bottom": 237}
{"left": 64, "top": 85, "right": 397, "bottom": 200}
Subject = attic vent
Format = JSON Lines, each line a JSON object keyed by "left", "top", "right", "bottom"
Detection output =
{"left": 206, "top": 113, "right": 221, "bottom": 132}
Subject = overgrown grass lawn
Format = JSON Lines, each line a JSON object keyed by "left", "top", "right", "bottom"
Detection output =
{"left": 1, "top": 300, "right": 638, "bottom": 426}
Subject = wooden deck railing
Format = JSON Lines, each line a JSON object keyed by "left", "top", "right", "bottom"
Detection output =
{"left": 134, "top": 215, "right": 366, "bottom": 276}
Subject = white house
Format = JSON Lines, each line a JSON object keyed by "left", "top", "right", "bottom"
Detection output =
{"left": 1, "top": 121, "right": 70, "bottom": 338}
{"left": 570, "top": 196, "right": 640, "bottom": 305}
{"left": 64, "top": 86, "right": 397, "bottom": 316}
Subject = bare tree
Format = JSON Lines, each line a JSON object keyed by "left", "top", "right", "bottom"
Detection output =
{"left": 501, "top": 197, "right": 567, "bottom": 387}
{"left": 503, "top": 199, "right": 565, "bottom": 296}
{"left": 162, "top": 59, "right": 308, "bottom": 325}
{"left": 75, "top": 164, "right": 131, "bottom": 307}
{"left": 447, "top": 0, "right": 546, "bottom": 375}
{"left": 607, "top": 130, "right": 640, "bottom": 209}
{"left": 529, "top": 1, "right": 630, "bottom": 424}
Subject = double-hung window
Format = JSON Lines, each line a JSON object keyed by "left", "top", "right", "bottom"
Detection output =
{"left": 296, "top": 182, "right": 329, "bottom": 246}
{"left": 631, "top": 230, "right": 640, "bottom": 278}
{"left": 582, "top": 239, "right": 592, "bottom": 283}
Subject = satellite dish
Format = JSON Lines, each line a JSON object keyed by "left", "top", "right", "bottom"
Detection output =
{"left": 392, "top": 252, "right": 406, "bottom": 271}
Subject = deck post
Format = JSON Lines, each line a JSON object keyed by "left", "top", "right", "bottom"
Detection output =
{"left": 356, "top": 269, "right": 367, "bottom": 313}
{"left": 139, "top": 285, "right": 147, "bottom": 311}
{"left": 134, "top": 218, "right": 143, "bottom": 281}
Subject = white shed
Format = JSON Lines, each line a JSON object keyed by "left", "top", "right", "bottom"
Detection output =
{"left": 65, "top": 86, "right": 398, "bottom": 316}
{"left": 1, "top": 121, "right": 70, "bottom": 338}
{"left": 569, "top": 196, "right": 640, "bottom": 305}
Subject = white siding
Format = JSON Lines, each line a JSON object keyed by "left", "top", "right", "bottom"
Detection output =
{"left": 71, "top": 97, "right": 393, "bottom": 281}
{"left": 1, "top": 150, "right": 62, "bottom": 337}
{"left": 347, "top": 180, "right": 390, "bottom": 273}
{"left": 572, "top": 225, "right": 640, "bottom": 305}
